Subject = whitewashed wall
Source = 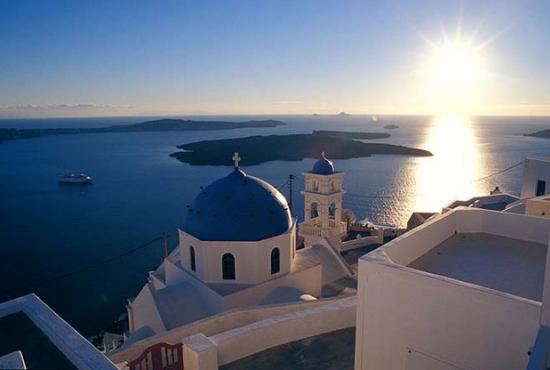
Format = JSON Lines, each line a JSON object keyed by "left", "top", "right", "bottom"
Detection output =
{"left": 355, "top": 260, "right": 541, "bottom": 370}
{"left": 355, "top": 208, "right": 550, "bottom": 370}
{"left": 128, "top": 283, "right": 166, "bottom": 334}
{"left": 521, "top": 158, "right": 550, "bottom": 198}
{"left": 221, "top": 263, "right": 322, "bottom": 309}
{"left": 526, "top": 197, "right": 550, "bottom": 219}
{"left": 179, "top": 223, "right": 296, "bottom": 285}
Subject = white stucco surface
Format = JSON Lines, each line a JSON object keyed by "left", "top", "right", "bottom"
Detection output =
{"left": 0, "top": 294, "right": 118, "bottom": 370}
{"left": 154, "top": 282, "right": 212, "bottom": 329}
{"left": 110, "top": 297, "right": 350, "bottom": 364}
{"left": 296, "top": 241, "right": 354, "bottom": 284}
{"left": 300, "top": 171, "right": 347, "bottom": 248}
{"left": 212, "top": 296, "right": 356, "bottom": 366}
{"left": 355, "top": 208, "right": 550, "bottom": 370}
{"left": 182, "top": 333, "right": 218, "bottom": 370}
{"left": 126, "top": 250, "right": 324, "bottom": 338}
{"left": 0, "top": 351, "right": 26, "bottom": 369}
{"left": 521, "top": 158, "right": 550, "bottom": 198}
{"left": 526, "top": 195, "right": 550, "bottom": 219}
{"left": 179, "top": 223, "right": 296, "bottom": 285}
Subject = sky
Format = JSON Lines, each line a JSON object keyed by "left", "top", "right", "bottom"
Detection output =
{"left": 1, "top": 0, "right": 549, "bottom": 118}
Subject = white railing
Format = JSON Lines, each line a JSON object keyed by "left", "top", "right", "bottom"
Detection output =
{"left": 0, "top": 294, "right": 118, "bottom": 370}
{"left": 299, "top": 223, "right": 322, "bottom": 237}
{"left": 299, "top": 222, "right": 346, "bottom": 239}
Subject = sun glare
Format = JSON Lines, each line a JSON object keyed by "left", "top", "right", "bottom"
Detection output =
{"left": 421, "top": 38, "right": 487, "bottom": 114}
{"left": 413, "top": 116, "right": 486, "bottom": 212}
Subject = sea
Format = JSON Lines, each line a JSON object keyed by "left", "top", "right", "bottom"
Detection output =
{"left": 0, "top": 114, "right": 549, "bottom": 336}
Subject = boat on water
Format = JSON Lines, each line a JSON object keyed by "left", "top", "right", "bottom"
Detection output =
{"left": 59, "top": 173, "right": 92, "bottom": 184}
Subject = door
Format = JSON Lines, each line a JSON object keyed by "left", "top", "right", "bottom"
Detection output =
{"left": 536, "top": 180, "right": 546, "bottom": 196}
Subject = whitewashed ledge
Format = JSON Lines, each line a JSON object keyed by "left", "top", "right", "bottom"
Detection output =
{"left": 211, "top": 295, "right": 356, "bottom": 366}
{"left": 0, "top": 293, "right": 118, "bottom": 370}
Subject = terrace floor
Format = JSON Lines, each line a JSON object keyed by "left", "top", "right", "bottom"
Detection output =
{"left": 408, "top": 232, "right": 547, "bottom": 301}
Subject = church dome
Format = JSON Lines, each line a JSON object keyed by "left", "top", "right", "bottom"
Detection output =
{"left": 312, "top": 154, "right": 334, "bottom": 175}
{"left": 183, "top": 168, "right": 292, "bottom": 241}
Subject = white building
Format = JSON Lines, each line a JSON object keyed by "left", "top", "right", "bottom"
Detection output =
{"left": 126, "top": 154, "right": 351, "bottom": 342}
{"left": 354, "top": 207, "right": 550, "bottom": 370}
{"left": 526, "top": 194, "right": 550, "bottom": 219}
{"left": 299, "top": 153, "right": 347, "bottom": 248}
{"left": 439, "top": 157, "right": 550, "bottom": 218}
{"left": 521, "top": 157, "right": 550, "bottom": 198}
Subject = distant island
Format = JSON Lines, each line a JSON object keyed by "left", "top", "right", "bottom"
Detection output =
{"left": 384, "top": 124, "right": 399, "bottom": 130}
{"left": 336, "top": 112, "right": 351, "bottom": 117}
{"left": 0, "top": 118, "right": 286, "bottom": 143}
{"left": 312, "top": 130, "right": 390, "bottom": 140}
{"left": 170, "top": 131, "right": 431, "bottom": 166}
{"left": 526, "top": 129, "right": 550, "bottom": 139}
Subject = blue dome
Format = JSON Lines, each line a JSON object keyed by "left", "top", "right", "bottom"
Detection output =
{"left": 312, "top": 157, "right": 335, "bottom": 175}
{"left": 183, "top": 168, "right": 292, "bottom": 241}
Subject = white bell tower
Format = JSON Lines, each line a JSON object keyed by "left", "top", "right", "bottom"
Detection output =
{"left": 299, "top": 153, "right": 347, "bottom": 248}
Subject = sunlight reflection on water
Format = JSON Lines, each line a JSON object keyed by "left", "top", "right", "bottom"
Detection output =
{"left": 412, "top": 116, "right": 487, "bottom": 212}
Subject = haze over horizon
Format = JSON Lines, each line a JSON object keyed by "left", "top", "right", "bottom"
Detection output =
{"left": 1, "top": 0, "right": 550, "bottom": 119}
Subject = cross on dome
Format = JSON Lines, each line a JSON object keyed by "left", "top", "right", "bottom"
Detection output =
{"left": 232, "top": 152, "right": 241, "bottom": 168}
{"left": 321, "top": 151, "right": 326, "bottom": 158}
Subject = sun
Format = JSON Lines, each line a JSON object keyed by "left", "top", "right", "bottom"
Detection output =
{"left": 420, "top": 37, "right": 488, "bottom": 114}
{"left": 428, "top": 41, "right": 483, "bottom": 93}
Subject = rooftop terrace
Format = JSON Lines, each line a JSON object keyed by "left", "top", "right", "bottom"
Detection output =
{"left": 408, "top": 232, "right": 547, "bottom": 301}
{"left": 375, "top": 208, "right": 550, "bottom": 301}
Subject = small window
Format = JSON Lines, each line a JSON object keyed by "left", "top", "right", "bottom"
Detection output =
{"left": 311, "top": 202, "right": 319, "bottom": 219}
{"left": 189, "top": 246, "right": 196, "bottom": 272}
{"left": 271, "top": 248, "right": 280, "bottom": 275}
{"left": 536, "top": 180, "right": 547, "bottom": 196}
{"left": 329, "top": 202, "right": 336, "bottom": 219}
{"left": 222, "top": 253, "right": 235, "bottom": 280}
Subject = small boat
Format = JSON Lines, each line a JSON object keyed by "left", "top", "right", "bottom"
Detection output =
{"left": 59, "top": 173, "right": 92, "bottom": 184}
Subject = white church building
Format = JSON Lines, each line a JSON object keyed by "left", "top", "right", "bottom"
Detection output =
{"left": 126, "top": 153, "right": 352, "bottom": 341}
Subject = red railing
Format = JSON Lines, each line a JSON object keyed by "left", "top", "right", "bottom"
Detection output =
{"left": 128, "top": 342, "right": 183, "bottom": 370}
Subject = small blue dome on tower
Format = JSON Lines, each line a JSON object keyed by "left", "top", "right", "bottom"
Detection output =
{"left": 312, "top": 152, "right": 335, "bottom": 175}
{"left": 183, "top": 159, "right": 292, "bottom": 241}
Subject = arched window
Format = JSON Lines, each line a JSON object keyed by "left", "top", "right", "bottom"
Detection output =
{"left": 329, "top": 202, "right": 336, "bottom": 219}
{"left": 271, "top": 248, "right": 280, "bottom": 275}
{"left": 222, "top": 253, "right": 235, "bottom": 280}
{"left": 189, "top": 246, "right": 196, "bottom": 272}
{"left": 310, "top": 202, "right": 319, "bottom": 219}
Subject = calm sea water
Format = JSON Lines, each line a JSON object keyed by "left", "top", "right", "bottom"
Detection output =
{"left": 0, "top": 115, "right": 549, "bottom": 336}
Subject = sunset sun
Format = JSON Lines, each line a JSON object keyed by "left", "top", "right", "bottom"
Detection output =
{"left": 420, "top": 36, "right": 488, "bottom": 113}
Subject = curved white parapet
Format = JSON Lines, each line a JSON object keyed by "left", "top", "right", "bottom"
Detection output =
{"left": 211, "top": 296, "right": 356, "bottom": 366}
